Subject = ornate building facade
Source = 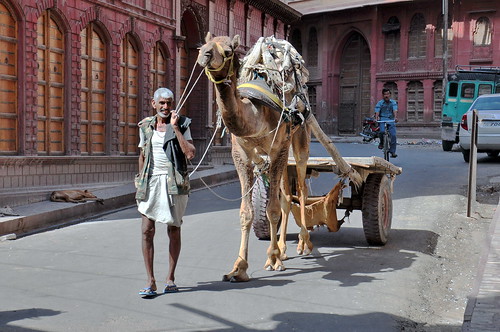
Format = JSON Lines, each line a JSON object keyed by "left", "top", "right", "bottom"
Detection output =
{"left": 288, "top": 0, "right": 500, "bottom": 137}
{"left": 0, "top": 0, "right": 300, "bottom": 206}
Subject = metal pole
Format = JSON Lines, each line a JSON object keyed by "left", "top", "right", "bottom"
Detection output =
{"left": 442, "top": 0, "right": 449, "bottom": 89}
{"left": 467, "top": 109, "right": 478, "bottom": 217}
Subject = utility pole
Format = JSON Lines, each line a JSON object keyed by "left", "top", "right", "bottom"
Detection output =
{"left": 442, "top": 0, "right": 449, "bottom": 89}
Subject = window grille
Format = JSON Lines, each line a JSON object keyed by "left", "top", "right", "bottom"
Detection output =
{"left": 0, "top": 3, "right": 17, "bottom": 154}
{"left": 37, "top": 11, "right": 65, "bottom": 155}
{"left": 80, "top": 23, "right": 106, "bottom": 155}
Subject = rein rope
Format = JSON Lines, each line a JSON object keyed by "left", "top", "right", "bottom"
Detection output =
{"left": 204, "top": 53, "right": 235, "bottom": 84}
{"left": 186, "top": 42, "right": 295, "bottom": 202}
{"left": 182, "top": 49, "right": 257, "bottom": 202}
{"left": 176, "top": 62, "right": 205, "bottom": 114}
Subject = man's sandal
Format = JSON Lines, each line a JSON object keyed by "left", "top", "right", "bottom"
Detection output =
{"left": 139, "top": 287, "right": 157, "bottom": 297}
{"left": 164, "top": 283, "right": 178, "bottom": 293}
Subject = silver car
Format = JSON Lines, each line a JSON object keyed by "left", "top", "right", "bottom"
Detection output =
{"left": 459, "top": 93, "right": 500, "bottom": 162}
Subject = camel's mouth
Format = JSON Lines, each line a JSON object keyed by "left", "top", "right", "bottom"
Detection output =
{"left": 197, "top": 50, "right": 212, "bottom": 68}
{"left": 197, "top": 39, "right": 235, "bottom": 70}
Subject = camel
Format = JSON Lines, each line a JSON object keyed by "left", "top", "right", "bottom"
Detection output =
{"left": 197, "top": 33, "right": 361, "bottom": 282}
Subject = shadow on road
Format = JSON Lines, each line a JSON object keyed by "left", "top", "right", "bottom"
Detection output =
{"left": 179, "top": 228, "right": 437, "bottom": 292}
{"left": 287, "top": 228, "right": 435, "bottom": 287}
{"left": 0, "top": 308, "right": 62, "bottom": 331}
{"left": 166, "top": 303, "right": 458, "bottom": 331}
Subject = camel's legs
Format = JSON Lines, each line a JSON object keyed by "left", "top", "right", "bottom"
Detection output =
{"left": 294, "top": 160, "right": 312, "bottom": 255}
{"left": 264, "top": 145, "right": 290, "bottom": 271}
{"left": 291, "top": 126, "right": 312, "bottom": 255}
{"left": 278, "top": 167, "right": 292, "bottom": 261}
{"left": 222, "top": 137, "right": 254, "bottom": 282}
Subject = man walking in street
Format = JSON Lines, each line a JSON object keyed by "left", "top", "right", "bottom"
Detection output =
{"left": 135, "top": 88, "right": 196, "bottom": 297}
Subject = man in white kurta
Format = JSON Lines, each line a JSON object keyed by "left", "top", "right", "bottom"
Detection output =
{"left": 135, "top": 88, "right": 195, "bottom": 297}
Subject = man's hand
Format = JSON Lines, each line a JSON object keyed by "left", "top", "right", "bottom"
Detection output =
{"left": 170, "top": 110, "right": 179, "bottom": 127}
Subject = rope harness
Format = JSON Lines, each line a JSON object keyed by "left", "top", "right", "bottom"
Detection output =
{"left": 185, "top": 38, "right": 311, "bottom": 201}
{"left": 204, "top": 42, "right": 235, "bottom": 84}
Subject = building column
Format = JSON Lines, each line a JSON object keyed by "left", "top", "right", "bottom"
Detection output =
{"left": 399, "top": 21, "right": 409, "bottom": 72}
{"left": 276, "top": 20, "right": 284, "bottom": 39}
{"left": 174, "top": 0, "right": 182, "bottom": 101}
{"left": 207, "top": 0, "right": 216, "bottom": 143}
{"left": 263, "top": 13, "right": 271, "bottom": 37}
{"left": 245, "top": 6, "right": 251, "bottom": 46}
{"left": 423, "top": 79, "right": 434, "bottom": 123}
{"left": 396, "top": 80, "right": 408, "bottom": 122}
{"left": 229, "top": 0, "right": 235, "bottom": 38}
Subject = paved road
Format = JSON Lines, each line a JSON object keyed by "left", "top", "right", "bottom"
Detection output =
{"left": 1, "top": 142, "right": 499, "bottom": 331}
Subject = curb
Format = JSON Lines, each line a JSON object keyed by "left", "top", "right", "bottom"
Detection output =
{"left": 462, "top": 198, "right": 500, "bottom": 331}
{"left": 0, "top": 185, "right": 136, "bottom": 238}
{"left": 0, "top": 166, "right": 238, "bottom": 238}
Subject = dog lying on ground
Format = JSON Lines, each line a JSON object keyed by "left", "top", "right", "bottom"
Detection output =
{"left": 50, "top": 190, "right": 104, "bottom": 204}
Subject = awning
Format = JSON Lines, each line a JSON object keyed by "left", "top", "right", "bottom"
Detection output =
{"left": 288, "top": 0, "right": 415, "bottom": 16}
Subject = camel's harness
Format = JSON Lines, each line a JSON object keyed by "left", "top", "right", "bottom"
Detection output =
{"left": 178, "top": 39, "right": 327, "bottom": 202}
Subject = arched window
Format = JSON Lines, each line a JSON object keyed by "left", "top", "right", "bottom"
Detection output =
{"left": 37, "top": 11, "right": 65, "bottom": 155}
{"left": 408, "top": 13, "right": 427, "bottom": 58}
{"left": 290, "top": 29, "right": 302, "bottom": 55}
{"left": 435, "top": 13, "right": 453, "bottom": 58}
{"left": 307, "top": 27, "right": 318, "bottom": 67}
{"left": 119, "top": 33, "right": 139, "bottom": 156}
{"left": 0, "top": 3, "right": 17, "bottom": 154}
{"left": 80, "top": 23, "right": 106, "bottom": 155}
{"left": 150, "top": 41, "right": 169, "bottom": 91}
{"left": 383, "top": 17, "right": 400, "bottom": 61}
{"left": 433, "top": 80, "right": 443, "bottom": 121}
{"left": 473, "top": 17, "right": 492, "bottom": 46}
{"left": 407, "top": 81, "right": 424, "bottom": 121}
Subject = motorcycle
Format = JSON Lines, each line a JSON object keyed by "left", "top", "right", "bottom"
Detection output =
{"left": 359, "top": 117, "right": 379, "bottom": 142}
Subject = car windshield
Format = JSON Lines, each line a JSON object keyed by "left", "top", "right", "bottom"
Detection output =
{"left": 471, "top": 97, "right": 500, "bottom": 110}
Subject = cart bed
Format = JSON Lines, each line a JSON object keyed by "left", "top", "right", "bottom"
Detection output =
{"left": 288, "top": 156, "right": 402, "bottom": 183}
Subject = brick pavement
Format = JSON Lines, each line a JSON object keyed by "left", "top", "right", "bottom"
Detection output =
{"left": 462, "top": 199, "right": 500, "bottom": 331}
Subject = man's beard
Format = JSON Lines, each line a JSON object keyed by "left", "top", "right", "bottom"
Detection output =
{"left": 157, "top": 109, "right": 170, "bottom": 118}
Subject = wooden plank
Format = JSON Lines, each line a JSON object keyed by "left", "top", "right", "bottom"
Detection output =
{"left": 288, "top": 156, "right": 402, "bottom": 175}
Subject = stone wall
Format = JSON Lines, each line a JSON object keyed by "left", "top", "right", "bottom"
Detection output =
{"left": 0, "top": 156, "right": 136, "bottom": 207}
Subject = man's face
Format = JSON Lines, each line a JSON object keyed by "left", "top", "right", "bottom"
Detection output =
{"left": 383, "top": 91, "right": 391, "bottom": 102}
{"left": 152, "top": 97, "right": 173, "bottom": 118}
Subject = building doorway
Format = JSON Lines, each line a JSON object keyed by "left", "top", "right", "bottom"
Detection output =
{"left": 338, "top": 32, "right": 371, "bottom": 134}
{"left": 180, "top": 9, "right": 208, "bottom": 163}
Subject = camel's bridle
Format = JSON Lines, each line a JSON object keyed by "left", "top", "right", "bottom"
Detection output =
{"left": 204, "top": 42, "right": 235, "bottom": 84}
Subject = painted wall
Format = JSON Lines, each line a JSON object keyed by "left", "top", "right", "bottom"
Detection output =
{"left": 291, "top": 0, "right": 500, "bottom": 137}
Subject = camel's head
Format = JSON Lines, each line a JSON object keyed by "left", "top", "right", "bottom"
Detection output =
{"left": 197, "top": 32, "right": 240, "bottom": 80}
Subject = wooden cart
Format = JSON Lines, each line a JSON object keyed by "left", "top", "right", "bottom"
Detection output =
{"left": 252, "top": 156, "right": 403, "bottom": 245}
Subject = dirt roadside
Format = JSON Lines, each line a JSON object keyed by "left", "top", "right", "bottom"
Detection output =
{"left": 397, "top": 142, "right": 500, "bottom": 331}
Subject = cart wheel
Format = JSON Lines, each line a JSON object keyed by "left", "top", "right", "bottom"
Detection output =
{"left": 361, "top": 173, "right": 392, "bottom": 245}
{"left": 251, "top": 175, "right": 281, "bottom": 240}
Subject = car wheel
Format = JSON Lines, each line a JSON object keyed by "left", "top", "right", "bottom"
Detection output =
{"left": 487, "top": 151, "right": 499, "bottom": 158}
{"left": 461, "top": 148, "right": 470, "bottom": 163}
